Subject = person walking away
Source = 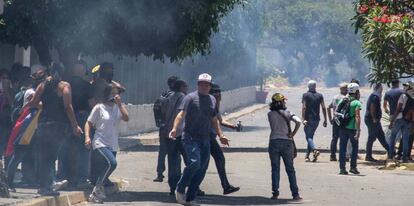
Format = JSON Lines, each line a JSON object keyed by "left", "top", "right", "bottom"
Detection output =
{"left": 268, "top": 93, "right": 302, "bottom": 201}
{"left": 302, "top": 80, "right": 327, "bottom": 162}
{"left": 389, "top": 82, "right": 414, "bottom": 163}
{"left": 364, "top": 83, "right": 390, "bottom": 161}
{"left": 162, "top": 80, "right": 188, "bottom": 195}
{"left": 169, "top": 73, "right": 230, "bottom": 206}
{"left": 153, "top": 76, "right": 178, "bottom": 182}
{"left": 327, "top": 83, "right": 348, "bottom": 161}
{"left": 0, "top": 69, "right": 13, "bottom": 156}
{"left": 208, "top": 83, "right": 240, "bottom": 195}
{"left": 28, "top": 63, "right": 83, "bottom": 196}
{"left": 338, "top": 83, "right": 362, "bottom": 175}
{"left": 85, "top": 84, "right": 129, "bottom": 203}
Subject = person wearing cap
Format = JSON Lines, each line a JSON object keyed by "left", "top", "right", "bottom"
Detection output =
{"left": 301, "top": 80, "right": 327, "bottom": 162}
{"left": 268, "top": 93, "right": 302, "bottom": 201}
{"left": 364, "top": 83, "right": 390, "bottom": 162}
{"left": 327, "top": 82, "right": 348, "bottom": 161}
{"left": 388, "top": 81, "right": 414, "bottom": 163}
{"left": 338, "top": 83, "right": 362, "bottom": 175}
{"left": 208, "top": 83, "right": 240, "bottom": 195}
{"left": 169, "top": 73, "right": 229, "bottom": 206}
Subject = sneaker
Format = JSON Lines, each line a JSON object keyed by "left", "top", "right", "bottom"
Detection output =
{"left": 312, "top": 150, "right": 320, "bottom": 162}
{"left": 176, "top": 190, "right": 187, "bottom": 205}
{"left": 365, "top": 156, "right": 377, "bottom": 162}
{"left": 305, "top": 157, "right": 311, "bottom": 162}
{"left": 104, "top": 179, "right": 115, "bottom": 187}
{"left": 8, "top": 188, "right": 16, "bottom": 193}
{"left": 330, "top": 156, "right": 337, "bottom": 161}
{"left": 37, "top": 188, "right": 60, "bottom": 196}
{"left": 197, "top": 189, "right": 205, "bottom": 196}
{"left": 396, "top": 155, "right": 402, "bottom": 160}
{"left": 293, "top": 196, "right": 303, "bottom": 201}
{"left": 153, "top": 175, "right": 164, "bottom": 182}
{"left": 223, "top": 185, "right": 240, "bottom": 195}
{"left": 185, "top": 200, "right": 200, "bottom": 206}
{"left": 88, "top": 194, "right": 104, "bottom": 204}
{"left": 339, "top": 169, "right": 349, "bottom": 175}
{"left": 270, "top": 194, "right": 278, "bottom": 200}
{"left": 402, "top": 158, "right": 409, "bottom": 163}
{"left": 93, "top": 185, "right": 106, "bottom": 200}
{"left": 52, "top": 180, "right": 68, "bottom": 191}
{"left": 349, "top": 168, "right": 360, "bottom": 175}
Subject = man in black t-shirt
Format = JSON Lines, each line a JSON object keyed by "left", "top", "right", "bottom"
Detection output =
{"left": 364, "top": 83, "right": 389, "bottom": 161}
{"left": 302, "top": 80, "right": 327, "bottom": 162}
{"left": 169, "top": 73, "right": 229, "bottom": 205}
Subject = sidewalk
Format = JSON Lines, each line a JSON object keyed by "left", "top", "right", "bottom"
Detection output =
{"left": 0, "top": 103, "right": 266, "bottom": 206}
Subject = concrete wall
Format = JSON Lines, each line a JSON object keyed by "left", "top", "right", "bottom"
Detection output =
{"left": 119, "top": 86, "right": 257, "bottom": 136}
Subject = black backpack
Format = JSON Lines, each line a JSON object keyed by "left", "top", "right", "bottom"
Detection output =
{"left": 334, "top": 98, "right": 355, "bottom": 128}
{"left": 153, "top": 91, "right": 173, "bottom": 128}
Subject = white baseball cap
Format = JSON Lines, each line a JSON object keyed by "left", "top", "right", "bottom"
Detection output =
{"left": 198, "top": 73, "right": 212, "bottom": 83}
{"left": 30, "top": 64, "right": 46, "bottom": 75}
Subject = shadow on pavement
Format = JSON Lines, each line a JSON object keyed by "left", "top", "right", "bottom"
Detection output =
{"left": 104, "top": 191, "right": 301, "bottom": 205}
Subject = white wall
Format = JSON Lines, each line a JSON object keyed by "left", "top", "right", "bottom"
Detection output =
{"left": 119, "top": 86, "right": 257, "bottom": 136}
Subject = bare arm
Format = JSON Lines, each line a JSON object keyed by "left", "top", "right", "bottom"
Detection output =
{"left": 217, "top": 115, "right": 236, "bottom": 129}
{"left": 27, "top": 82, "right": 45, "bottom": 108}
{"left": 302, "top": 102, "right": 307, "bottom": 124}
{"left": 321, "top": 101, "right": 327, "bottom": 126}
{"left": 62, "top": 83, "right": 82, "bottom": 137}
{"left": 370, "top": 102, "right": 378, "bottom": 123}
{"left": 115, "top": 94, "right": 129, "bottom": 121}
{"left": 383, "top": 100, "right": 389, "bottom": 114}
{"left": 390, "top": 102, "right": 403, "bottom": 128}
{"left": 355, "top": 108, "right": 361, "bottom": 139}
{"left": 84, "top": 121, "right": 93, "bottom": 149}
{"left": 169, "top": 111, "right": 185, "bottom": 139}
{"left": 213, "top": 116, "right": 229, "bottom": 146}
{"left": 291, "top": 116, "right": 301, "bottom": 137}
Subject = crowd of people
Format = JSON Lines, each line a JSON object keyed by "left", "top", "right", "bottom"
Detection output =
{"left": 1, "top": 61, "right": 414, "bottom": 206}
{"left": 0, "top": 61, "right": 129, "bottom": 203}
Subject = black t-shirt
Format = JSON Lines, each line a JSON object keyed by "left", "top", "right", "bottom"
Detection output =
{"left": 384, "top": 88, "right": 403, "bottom": 115}
{"left": 68, "top": 76, "right": 93, "bottom": 112}
{"left": 179, "top": 91, "right": 217, "bottom": 139}
{"left": 302, "top": 91, "right": 324, "bottom": 121}
{"left": 365, "top": 93, "right": 382, "bottom": 122}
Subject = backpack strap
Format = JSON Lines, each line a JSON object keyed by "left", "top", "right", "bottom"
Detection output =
{"left": 276, "top": 110, "right": 292, "bottom": 136}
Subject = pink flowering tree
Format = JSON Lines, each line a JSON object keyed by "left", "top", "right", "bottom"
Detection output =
{"left": 353, "top": 0, "right": 414, "bottom": 83}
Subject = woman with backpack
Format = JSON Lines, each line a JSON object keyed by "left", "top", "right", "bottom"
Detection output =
{"left": 268, "top": 93, "right": 302, "bottom": 201}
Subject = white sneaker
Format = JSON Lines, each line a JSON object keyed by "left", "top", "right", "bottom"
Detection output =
{"left": 185, "top": 200, "right": 200, "bottom": 206}
{"left": 175, "top": 190, "right": 187, "bottom": 205}
{"left": 88, "top": 193, "right": 104, "bottom": 204}
{"left": 93, "top": 185, "right": 106, "bottom": 200}
{"left": 52, "top": 180, "right": 68, "bottom": 191}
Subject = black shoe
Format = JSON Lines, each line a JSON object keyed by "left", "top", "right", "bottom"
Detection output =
{"left": 396, "top": 155, "right": 402, "bottom": 160}
{"left": 169, "top": 191, "right": 175, "bottom": 196}
{"left": 104, "top": 179, "right": 115, "bottom": 187}
{"left": 197, "top": 189, "right": 205, "bottom": 196}
{"left": 349, "top": 168, "right": 360, "bottom": 175}
{"left": 312, "top": 150, "right": 320, "bottom": 162}
{"left": 293, "top": 196, "right": 303, "bottom": 201}
{"left": 402, "top": 158, "right": 409, "bottom": 163}
{"left": 223, "top": 185, "right": 240, "bottom": 195}
{"left": 270, "top": 194, "right": 278, "bottom": 200}
{"left": 365, "top": 156, "right": 377, "bottom": 162}
{"left": 153, "top": 176, "right": 164, "bottom": 182}
{"left": 345, "top": 157, "right": 350, "bottom": 162}
{"left": 339, "top": 169, "right": 349, "bottom": 175}
{"left": 330, "top": 156, "right": 337, "bottom": 161}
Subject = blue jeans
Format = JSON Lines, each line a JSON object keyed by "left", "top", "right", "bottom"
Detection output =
{"left": 268, "top": 139, "right": 299, "bottom": 197}
{"left": 92, "top": 147, "right": 117, "bottom": 186}
{"left": 339, "top": 128, "right": 359, "bottom": 170}
{"left": 34, "top": 121, "right": 70, "bottom": 190}
{"left": 388, "top": 119, "right": 411, "bottom": 160}
{"left": 304, "top": 120, "right": 319, "bottom": 156}
{"left": 176, "top": 135, "right": 210, "bottom": 202}
{"left": 365, "top": 120, "right": 389, "bottom": 158}
{"left": 7, "top": 146, "right": 31, "bottom": 188}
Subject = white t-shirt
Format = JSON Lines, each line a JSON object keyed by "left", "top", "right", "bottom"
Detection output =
{"left": 396, "top": 94, "right": 408, "bottom": 119}
{"left": 88, "top": 103, "right": 122, "bottom": 151}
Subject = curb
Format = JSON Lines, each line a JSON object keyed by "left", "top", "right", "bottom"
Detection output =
{"left": 119, "top": 103, "right": 268, "bottom": 150}
{"left": 15, "top": 182, "right": 122, "bottom": 206}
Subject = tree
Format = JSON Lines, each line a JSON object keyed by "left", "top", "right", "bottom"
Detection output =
{"left": 0, "top": 0, "right": 242, "bottom": 68}
{"left": 353, "top": 0, "right": 414, "bottom": 83}
{"left": 262, "top": 0, "right": 368, "bottom": 86}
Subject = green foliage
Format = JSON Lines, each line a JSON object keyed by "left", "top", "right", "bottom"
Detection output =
{"left": 353, "top": 0, "right": 414, "bottom": 83}
{"left": 263, "top": 0, "right": 367, "bottom": 86}
{"left": 0, "top": 0, "right": 242, "bottom": 66}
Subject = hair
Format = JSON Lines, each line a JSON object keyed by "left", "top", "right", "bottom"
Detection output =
{"left": 269, "top": 100, "right": 286, "bottom": 111}
{"left": 391, "top": 79, "right": 399, "bottom": 87}
{"left": 172, "top": 79, "right": 187, "bottom": 92}
{"left": 168, "top": 76, "right": 179, "bottom": 89}
{"left": 210, "top": 83, "right": 221, "bottom": 94}
{"left": 350, "top": 78, "right": 360, "bottom": 85}
{"left": 100, "top": 62, "right": 114, "bottom": 71}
